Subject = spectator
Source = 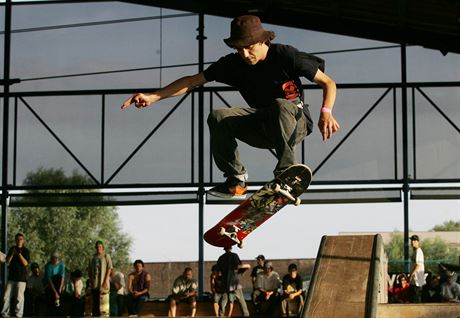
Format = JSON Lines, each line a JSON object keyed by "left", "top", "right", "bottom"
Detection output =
{"left": 88, "top": 240, "right": 112, "bottom": 317}
{"left": 441, "top": 271, "right": 460, "bottom": 303}
{"left": 64, "top": 269, "right": 84, "bottom": 317}
{"left": 392, "top": 273, "right": 410, "bottom": 303}
{"left": 217, "top": 246, "right": 251, "bottom": 317}
{"left": 25, "top": 262, "right": 45, "bottom": 316}
{"left": 110, "top": 268, "right": 126, "bottom": 317}
{"left": 422, "top": 273, "right": 442, "bottom": 303}
{"left": 210, "top": 264, "right": 224, "bottom": 317}
{"left": 251, "top": 255, "right": 265, "bottom": 287}
{"left": 169, "top": 267, "right": 198, "bottom": 317}
{"left": 43, "top": 252, "right": 65, "bottom": 316}
{"left": 281, "top": 263, "right": 304, "bottom": 317}
{"left": 127, "top": 259, "right": 151, "bottom": 317}
{"left": 408, "top": 235, "right": 425, "bottom": 303}
{"left": 1, "top": 233, "right": 30, "bottom": 318}
{"left": 253, "top": 261, "right": 281, "bottom": 316}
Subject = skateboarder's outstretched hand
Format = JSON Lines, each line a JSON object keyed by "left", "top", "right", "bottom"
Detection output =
{"left": 121, "top": 93, "right": 156, "bottom": 109}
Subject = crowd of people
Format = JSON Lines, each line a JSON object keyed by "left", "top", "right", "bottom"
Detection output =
{"left": 387, "top": 235, "right": 460, "bottom": 304}
{"left": 0, "top": 234, "right": 156, "bottom": 318}
{"left": 210, "top": 249, "right": 304, "bottom": 318}
{"left": 0, "top": 232, "right": 458, "bottom": 318}
{"left": 0, "top": 233, "right": 307, "bottom": 317}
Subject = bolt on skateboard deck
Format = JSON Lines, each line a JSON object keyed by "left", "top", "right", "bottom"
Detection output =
{"left": 204, "top": 164, "right": 312, "bottom": 248}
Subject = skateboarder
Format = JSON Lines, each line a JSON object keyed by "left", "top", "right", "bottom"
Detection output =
{"left": 122, "top": 15, "right": 340, "bottom": 198}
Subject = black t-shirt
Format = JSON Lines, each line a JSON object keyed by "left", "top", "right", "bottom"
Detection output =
{"left": 217, "top": 251, "right": 241, "bottom": 292}
{"left": 282, "top": 274, "right": 303, "bottom": 293}
{"left": 7, "top": 246, "right": 30, "bottom": 282}
{"left": 203, "top": 43, "right": 324, "bottom": 111}
{"left": 251, "top": 265, "right": 264, "bottom": 279}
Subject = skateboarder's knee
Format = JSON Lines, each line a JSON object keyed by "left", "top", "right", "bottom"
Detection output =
{"left": 208, "top": 109, "right": 227, "bottom": 125}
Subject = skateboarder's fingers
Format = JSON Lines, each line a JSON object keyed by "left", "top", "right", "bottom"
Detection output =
{"left": 121, "top": 95, "right": 136, "bottom": 109}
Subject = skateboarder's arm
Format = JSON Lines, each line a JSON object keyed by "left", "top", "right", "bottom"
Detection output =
{"left": 313, "top": 69, "right": 340, "bottom": 142}
{"left": 121, "top": 73, "right": 207, "bottom": 109}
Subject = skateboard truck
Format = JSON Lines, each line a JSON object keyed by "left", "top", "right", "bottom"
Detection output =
{"left": 219, "top": 226, "right": 244, "bottom": 248}
{"left": 271, "top": 180, "right": 301, "bottom": 206}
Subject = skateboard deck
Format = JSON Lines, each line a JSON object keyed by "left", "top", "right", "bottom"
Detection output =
{"left": 204, "top": 164, "right": 312, "bottom": 248}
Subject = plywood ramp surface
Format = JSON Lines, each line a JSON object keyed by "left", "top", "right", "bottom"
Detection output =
{"left": 302, "top": 235, "right": 381, "bottom": 318}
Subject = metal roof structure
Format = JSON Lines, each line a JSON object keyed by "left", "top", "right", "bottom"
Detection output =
{"left": 124, "top": 0, "right": 460, "bottom": 54}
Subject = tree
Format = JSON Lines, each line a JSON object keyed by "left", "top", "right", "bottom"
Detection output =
{"left": 8, "top": 167, "right": 132, "bottom": 274}
{"left": 431, "top": 220, "right": 460, "bottom": 232}
{"left": 385, "top": 230, "right": 460, "bottom": 274}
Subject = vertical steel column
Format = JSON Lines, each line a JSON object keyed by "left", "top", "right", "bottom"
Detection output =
{"left": 1, "top": 0, "right": 12, "bottom": 287}
{"left": 401, "top": 43, "right": 411, "bottom": 273}
{"left": 196, "top": 12, "right": 206, "bottom": 298}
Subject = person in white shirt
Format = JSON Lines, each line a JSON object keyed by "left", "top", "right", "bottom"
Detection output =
{"left": 409, "top": 235, "right": 425, "bottom": 303}
{"left": 110, "top": 269, "right": 126, "bottom": 316}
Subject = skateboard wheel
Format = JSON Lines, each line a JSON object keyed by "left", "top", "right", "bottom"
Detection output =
{"left": 237, "top": 241, "right": 244, "bottom": 249}
{"left": 294, "top": 197, "right": 301, "bottom": 206}
{"left": 271, "top": 183, "right": 281, "bottom": 192}
{"left": 218, "top": 227, "right": 226, "bottom": 236}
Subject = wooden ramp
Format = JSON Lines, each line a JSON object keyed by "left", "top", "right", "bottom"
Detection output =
{"left": 302, "top": 235, "right": 387, "bottom": 318}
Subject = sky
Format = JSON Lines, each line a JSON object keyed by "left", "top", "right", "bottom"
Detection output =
{"left": 0, "top": 1, "right": 459, "bottom": 263}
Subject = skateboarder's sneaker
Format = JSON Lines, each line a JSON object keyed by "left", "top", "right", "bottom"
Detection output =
{"left": 208, "top": 177, "right": 247, "bottom": 198}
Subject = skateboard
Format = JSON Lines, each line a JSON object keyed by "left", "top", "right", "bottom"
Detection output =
{"left": 204, "top": 164, "right": 312, "bottom": 248}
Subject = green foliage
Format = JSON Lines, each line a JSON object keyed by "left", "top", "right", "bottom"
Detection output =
{"left": 385, "top": 230, "right": 460, "bottom": 274}
{"left": 384, "top": 231, "right": 405, "bottom": 273}
{"left": 8, "top": 168, "right": 132, "bottom": 274}
{"left": 431, "top": 220, "right": 460, "bottom": 232}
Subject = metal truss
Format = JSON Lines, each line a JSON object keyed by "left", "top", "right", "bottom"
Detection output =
{"left": 1, "top": 1, "right": 459, "bottom": 295}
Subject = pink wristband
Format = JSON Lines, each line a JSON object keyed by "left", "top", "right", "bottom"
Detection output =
{"left": 321, "top": 107, "right": 332, "bottom": 113}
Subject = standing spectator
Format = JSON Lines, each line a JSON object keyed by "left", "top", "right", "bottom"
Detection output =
{"left": 25, "top": 262, "right": 44, "bottom": 316}
{"left": 1, "top": 233, "right": 30, "bottom": 318}
{"left": 126, "top": 259, "right": 151, "bottom": 317}
{"left": 43, "top": 252, "right": 65, "bottom": 316}
{"left": 253, "top": 261, "right": 281, "bottom": 316}
{"left": 88, "top": 240, "right": 112, "bottom": 317}
{"left": 281, "top": 263, "right": 304, "bottom": 317}
{"left": 110, "top": 268, "right": 126, "bottom": 317}
{"left": 64, "top": 269, "right": 85, "bottom": 317}
{"left": 169, "top": 267, "right": 198, "bottom": 317}
{"left": 210, "top": 264, "right": 224, "bottom": 317}
{"left": 441, "top": 271, "right": 460, "bottom": 303}
{"left": 217, "top": 247, "right": 251, "bottom": 317}
{"left": 408, "top": 235, "right": 425, "bottom": 303}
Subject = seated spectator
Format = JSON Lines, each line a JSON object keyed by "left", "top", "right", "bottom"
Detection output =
{"left": 25, "top": 262, "right": 45, "bottom": 316}
{"left": 422, "top": 273, "right": 442, "bottom": 303}
{"left": 441, "top": 271, "right": 460, "bottom": 303}
{"left": 127, "top": 259, "right": 151, "bottom": 317}
{"left": 251, "top": 255, "right": 265, "bottom": 288}
{"left": 169, "top": 267, "right": 198, "bottom": 317}
{"left": 110, "top": 268, "right": 126, "bottom": 317}
{"left": 43, "top": 252, "right": 65, "bottom": 316}
{"left": 63, "top": 269, "right": 84, "bottom": 317}
{"left": 281, "top": 264, "right": 304, "bottom": 317}
{"left": 210, "top": 264, "right": 224, "bottom": 317}
{"left": 392, "top": 273, "right": 410, "bottom": 303}
{"left": 253, "top": 261, "right": 281, "bottom": 316}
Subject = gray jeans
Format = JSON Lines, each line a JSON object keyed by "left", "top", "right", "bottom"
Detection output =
{"left": 207, "top": 98, "right": 308, "bottom": 179}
